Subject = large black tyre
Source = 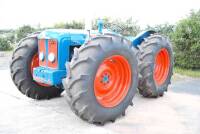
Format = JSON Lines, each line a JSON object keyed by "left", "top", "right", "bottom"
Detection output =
{"left": 10, "top": 36, "right": 63, "bottom": 99}
{"left": 138, "top": 34, "right": 173, "bottom": 97}
{"left": 63, "top": 34, "right": 138, "bottom": 125}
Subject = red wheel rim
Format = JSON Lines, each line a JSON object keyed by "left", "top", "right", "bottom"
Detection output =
{"left": 94, "top": 55, "right": 132, "bottom": 108}
{"left": 31, "top": 54, "right": 50, "bottom": 87}
{"left": 154, "top": 48, "right": 170, "bottom": 86}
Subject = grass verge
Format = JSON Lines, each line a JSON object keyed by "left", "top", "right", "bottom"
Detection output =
{"left": 174, "top": 67, "right": 200, "bottom": 78}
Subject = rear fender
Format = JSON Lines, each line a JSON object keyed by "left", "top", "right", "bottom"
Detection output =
{"left": 132, "top": 30, "right": 156, "bottom": 47}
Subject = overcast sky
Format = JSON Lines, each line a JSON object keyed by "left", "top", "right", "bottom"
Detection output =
{"left": 0, "top": 0, "right": 199, "bottom": 29}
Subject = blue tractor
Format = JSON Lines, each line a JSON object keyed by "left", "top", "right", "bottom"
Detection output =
{"left": 10, "top": 20, "right": 173, "bottom": 125}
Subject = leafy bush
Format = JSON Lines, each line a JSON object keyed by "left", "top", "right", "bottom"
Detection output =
{"left": 172, "top": 10, "right": 200, "bottom": 69}
{"left": 54, "top": 21, "right": 85, "bottom": 29}
{"left": 145, "top": 23, "right": 175, "bottom": 37}
{"left": 93, "top": 17, "right": 141, "bottom": 36}
{"left": 0, "top": 37, "right": 12, "bottom": 51}
{"left": 16, "top": 25, "right": 35, "bottom": 42}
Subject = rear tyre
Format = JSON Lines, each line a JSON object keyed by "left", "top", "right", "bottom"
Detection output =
{"left": 63, "top": 34, "right": 138, "bottom": 124}
{"left": 10, "top": 36, "right": 63, "bottom": 99}
{"left": 138, "top": 34, "right": 173, "bottom": 97}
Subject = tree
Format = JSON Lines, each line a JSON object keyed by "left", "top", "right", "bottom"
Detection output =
{"left": 16, "top": 25, "right": 35, "bottom": 42}
{"left": 172, "top": 10, "right": 200, "bottom": 69}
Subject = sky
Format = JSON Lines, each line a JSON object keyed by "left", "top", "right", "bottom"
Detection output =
{"left": 0, "top": 0, "right": 200, "bottom": 29}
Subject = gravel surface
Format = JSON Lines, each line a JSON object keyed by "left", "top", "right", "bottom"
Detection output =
{"left": 0, "top": 51, "right": 12, "bottom": 70}
{"left": 0, "top": 52, "right": 200, "bottom": 134}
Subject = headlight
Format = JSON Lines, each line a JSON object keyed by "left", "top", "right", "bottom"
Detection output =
{"left": 39, "top": 52, "right": 44, "bottom": 61}
{"left": 48, "top": 53, "right": 55, "bottom": 63}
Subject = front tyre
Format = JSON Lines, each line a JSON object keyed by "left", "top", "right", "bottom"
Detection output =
{"left": 10, "top": 36, "right": 63, "bottom": 99}
{"left": 63, "top": 34, "right": 138, "bottom": 125}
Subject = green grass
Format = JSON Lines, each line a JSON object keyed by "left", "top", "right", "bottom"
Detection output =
{"left": 174, "top": 67, "right": 200, "bottom": 78}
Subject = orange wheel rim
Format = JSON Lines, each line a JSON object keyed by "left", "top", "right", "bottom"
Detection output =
{"left": 154, "top": 48, "right": 170, "bottom": 86}
{"left": 94, "top": 55, "right": 132, "bottom": 108}
{"left": 31, "top": 53, "right": 50, "bottom": 87}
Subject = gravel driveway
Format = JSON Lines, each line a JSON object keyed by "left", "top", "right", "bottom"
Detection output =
{"left": 0, "top": 51, "right": 200, "bottom": 134}
{"left": 0, "top": 51, "right": 12, "bottom": 70}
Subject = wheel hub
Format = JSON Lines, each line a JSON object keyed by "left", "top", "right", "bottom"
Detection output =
{"left": 94, "top": 55, "right": 132, "bottom": 108}
{"left": 101, "top": 73, "right": 110, "bottom": 84}
{"left": 154, "top": 48, "right": 170, "bottom": 86}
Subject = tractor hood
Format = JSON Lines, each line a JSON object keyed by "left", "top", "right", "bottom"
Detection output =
{"left": 37, "top": 29, "right": 115, "bottom": 42}
{"left": 37, "top": 29, "right": 88, "bottom": 43}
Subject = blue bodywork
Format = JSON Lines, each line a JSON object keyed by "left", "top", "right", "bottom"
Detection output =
{"left": 33, "top": 29, "right": 88, "bottom": 85}
{"left": 33, "top": 23, "right": 155, "bottom": 86}
{"left": 127, "top": 30, "right": 155, "bottom": 47}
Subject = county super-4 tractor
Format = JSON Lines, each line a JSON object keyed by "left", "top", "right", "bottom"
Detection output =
{"left": 10, "top": 20, "right": 173, "bottom": 125}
